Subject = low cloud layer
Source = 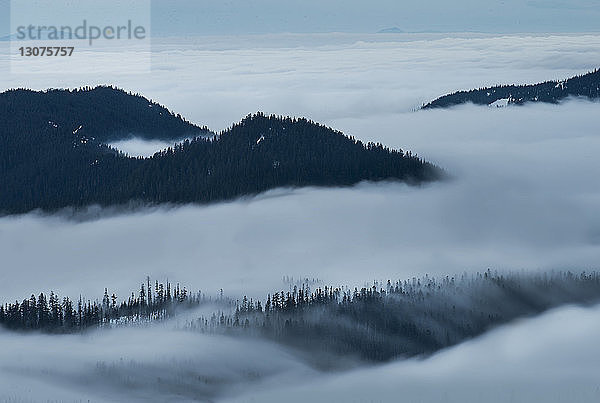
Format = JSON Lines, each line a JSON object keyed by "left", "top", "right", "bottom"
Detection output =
{"left": 108, "top": 138, "right": 185, "bottom": 158}
{"left": 1, "top": 100, "right": 599, "bottom": 303}
{"left": 224, "top": 304, "right": 600, "bottom": 403}
{"left": 2, "top": 33, "right": 600, "bottom": 130}
{"left": 1, "top": 301, "right": 599, "bottom": 402}
{"left": 0, "top": 318, "right": 317, "bottom": 402}
{"left": 1, "top": 34, "right": 600, "bottom": 401}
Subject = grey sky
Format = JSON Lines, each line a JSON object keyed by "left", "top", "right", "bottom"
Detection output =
{"left": 2, "top": 0, "right": 600, "bottom": 36}
{"left": 150, "top": 0, "right": 600, "bottom": 34}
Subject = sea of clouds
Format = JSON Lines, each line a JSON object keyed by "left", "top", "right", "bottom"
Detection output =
{"left": 2, "top": 303, "right": 599, "bottom": 402}
{"left": 1, "top": 33, "right": 600, "bottom": 401}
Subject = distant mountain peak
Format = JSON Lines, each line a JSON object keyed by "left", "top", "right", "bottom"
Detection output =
{"left": 377, "top": 27, "right": 404, "bottom": 34}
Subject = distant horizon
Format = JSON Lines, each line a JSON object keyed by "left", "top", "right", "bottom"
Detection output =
{"left": 2, "top": 0, "right": 600, "bottom": 37}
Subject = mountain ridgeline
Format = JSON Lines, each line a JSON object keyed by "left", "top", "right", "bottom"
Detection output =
{"left": 1, "top": 86, "right": 210, "bottom": 142}
{"left": 422, "top": 68, "right": 600, "bottom": 109}
{"left": 0, "top": 87, "right": 442, "bottom": 215}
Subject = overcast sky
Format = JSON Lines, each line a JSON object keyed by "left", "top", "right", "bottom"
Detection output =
{"left": 151, "top": 0, "right": 600, "bottom": 35}
{"left": 2, "top": 0, "right": 600, "bottom": 36}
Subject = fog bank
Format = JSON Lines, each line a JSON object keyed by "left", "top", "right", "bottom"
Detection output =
{"left": 225, "top": 303, "right": 600, "bottom": 403}
{"left": 1, "top": 100, "right": 599, "bottom": 303}
{"left": 2, "top": 302, "right": 599, "bottom": 402}
{"left": 1, "top": 33, "right": 600, "bottom": 402}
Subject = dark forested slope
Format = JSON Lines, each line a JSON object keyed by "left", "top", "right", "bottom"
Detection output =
{"left": 211, "top": 270, "right": 600, "bottom": 362}
{"left": 4, "top": 270, "right": 600, "bottom": 366}
{"left": 0, "top": 87, "right": 442, "bottom": 215}
{"left": 422, "top": 68, "right": 600, "bottom": 109}
{"left": 0, "top": 86, "right": 209, "bottom": 142}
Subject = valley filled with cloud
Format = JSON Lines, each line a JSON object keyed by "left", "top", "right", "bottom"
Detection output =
{"left": 1, "top": 33, "right": 600, "bottom": 401}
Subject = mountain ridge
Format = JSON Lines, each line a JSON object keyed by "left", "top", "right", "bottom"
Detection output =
{"left": 0, "top": 87, "right": 443, "bottom": 215}
{"left": 422, "top": 68, "right": 600, "bottom": 109}
{"left": 0, "top": 86, "right": 210, "bottom": 143}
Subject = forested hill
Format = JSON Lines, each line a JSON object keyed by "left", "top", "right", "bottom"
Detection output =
{"left": 0, "top": 88, "right": 442, "bottom": 215}
{"left": 0, "top": 86, "right": 210, "bottom": 142}
{"left": 4, "top": 270, "right": 600, "bottom": 365}
{"left": 422, "top": 68, "right": 600, "bottom": 109}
